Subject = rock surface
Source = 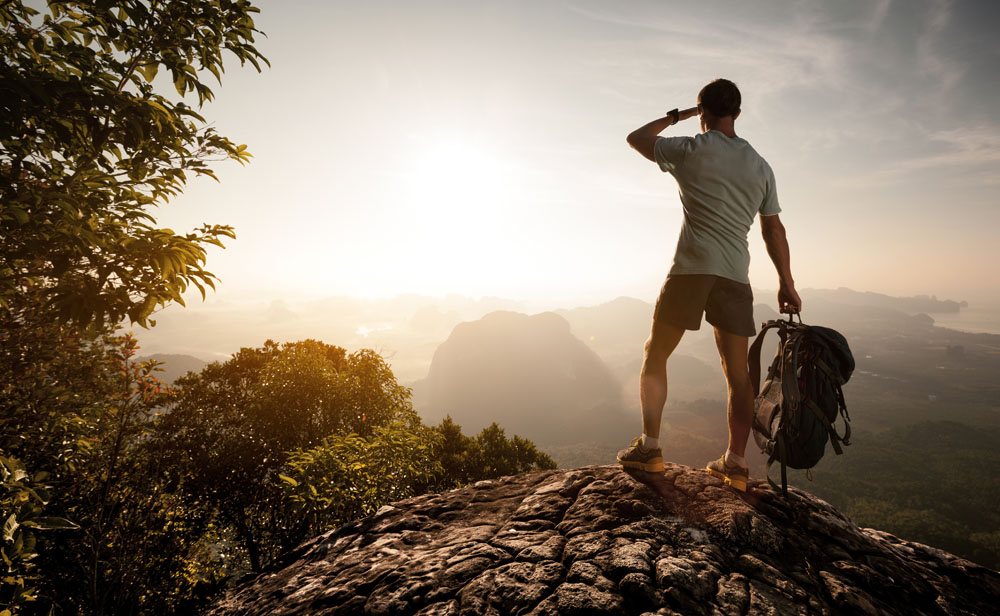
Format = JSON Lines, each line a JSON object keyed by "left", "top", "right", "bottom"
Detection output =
{"left": 209, "top": 464, "right": 1000, "bottom": 616}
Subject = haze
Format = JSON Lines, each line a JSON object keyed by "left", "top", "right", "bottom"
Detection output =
{"left": 153, "top": 0, "right": 1000, "bottom": 312}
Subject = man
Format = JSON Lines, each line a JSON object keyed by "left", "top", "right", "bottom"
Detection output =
{"left": 617, "top": 78, "right": 801, "bottom": 492}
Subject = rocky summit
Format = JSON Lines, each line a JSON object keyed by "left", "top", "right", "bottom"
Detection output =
{"left": 209, "top": 464, "right": 1000, "bottom": 616}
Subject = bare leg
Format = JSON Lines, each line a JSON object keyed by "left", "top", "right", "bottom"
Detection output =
{"left": 640, "top": 323, "right": 686, "bottom": 439}
{"left": 713, "top": 327, "right": 754, "bottom": 457}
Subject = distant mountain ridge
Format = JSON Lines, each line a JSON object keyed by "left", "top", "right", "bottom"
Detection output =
{"left": 801, "top": 287, "right": 967, "bottom": 314}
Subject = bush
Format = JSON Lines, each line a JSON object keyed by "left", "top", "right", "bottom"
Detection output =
{"left": 280, "top": 422, "right": 442, "bottom": 534}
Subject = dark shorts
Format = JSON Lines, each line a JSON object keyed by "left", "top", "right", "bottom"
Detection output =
{"left": 650, "top": 274, "right": 756, "bottom": 341}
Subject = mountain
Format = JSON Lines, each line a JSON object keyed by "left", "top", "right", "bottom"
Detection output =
{"left": 554, "top": 296, "right": 654, "bottom": 358}
{"left": 208, "top": 465, "right": 1000, "bottom": 616}
{"left": 555, "top": 296, "right": 781, "bottom": 404}
{"left": 137, "top": 353, "right": 208, "bottom": 385}
{"left": 802, "top": 288, "right": 967, "bottom": 314}
{"left": 414, "top": 311, "right": 631, "bottom": 446}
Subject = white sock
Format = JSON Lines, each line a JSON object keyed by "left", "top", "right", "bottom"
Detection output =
{"left": 725, "top": 450, "right": 747, "bottom": 468}
{"left": 641, "top": 434, "right": 660, "bottom": 450}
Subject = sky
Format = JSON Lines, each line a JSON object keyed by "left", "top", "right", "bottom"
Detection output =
{"left": 155, "top": 0, "right": 1000, "bottom": 309}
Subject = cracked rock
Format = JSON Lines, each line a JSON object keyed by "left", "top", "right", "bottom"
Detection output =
{"left": 209, "top": 464, "right": 1000, "bottom": 616}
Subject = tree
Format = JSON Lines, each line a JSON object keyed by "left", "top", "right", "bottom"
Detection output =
{"left": 431, "top": 417, "right": 557, "bottom": 489}
{"left": 472, "top": 422, "right": 558, "bottom": 480}
{"left": 0, "top": 291, "right": 120, "bottom": 615}
{"left": 43, "top": 334, "right": 206, "bottom": 616}
{"left": 1, "top": 2, "right": 268, "bottom": 611}
{"left": 0, "top": 0, "right": 267, "bottom": 327}
{"left": 0, "top": 294, "right": 224, "bottom": 615}
{"left": 157, "top": 340, "right": 420, "bottom": 572}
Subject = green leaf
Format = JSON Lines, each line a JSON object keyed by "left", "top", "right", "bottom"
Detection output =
{"left": 2, "top": 514, "right": 18, "bottom": 542}
{"left": 137, "top": 63, "right": 159, "bottom": 81}
{"left": 21, "top": 517, "right": 79, "bottom": 531}
{"left": 8, "top": 208, "right": 29, "bottom": 224}
{"left": 146, "top": 98, "right": 170, "bottom": 116}
{"left": 277, "top": 474, "right": 298, "bottom": 487}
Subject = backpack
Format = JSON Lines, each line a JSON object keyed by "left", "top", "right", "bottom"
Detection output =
{"left": 749, "top": 314, "right": 854, "bottom": 495}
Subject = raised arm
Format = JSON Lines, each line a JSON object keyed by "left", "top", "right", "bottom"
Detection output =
{"left": 760, "top": 214, "right": 802, "bottom": 313}
{"left": 626, "top": 106, "right": 700, "bottom": 162}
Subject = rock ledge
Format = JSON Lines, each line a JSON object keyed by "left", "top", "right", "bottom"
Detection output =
{"left": 210, "top": 464, "right": 1000, "bottom": 615}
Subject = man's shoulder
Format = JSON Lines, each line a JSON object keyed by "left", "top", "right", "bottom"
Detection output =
{"left": 733, "top": 137, "right": 775, "bottom": 178}
{"left": 657, "top": 134, "right": 696, "bottom": 149}
{"left": 654, "top": 135, "right": 697, "bottom": 173}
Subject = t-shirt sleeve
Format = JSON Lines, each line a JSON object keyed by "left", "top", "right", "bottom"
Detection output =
{"left": 759, "top": 164, "right": 781, "bottom": 216}
{"left": 653, "top": 136, "right": 693, "bottom": 173}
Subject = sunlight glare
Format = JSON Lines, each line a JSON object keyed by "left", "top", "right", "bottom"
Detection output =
{"left": 395, "top": 137, "right": 517, "bottom": 288}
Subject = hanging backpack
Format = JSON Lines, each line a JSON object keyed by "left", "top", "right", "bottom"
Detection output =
{"left": 749, "top": 313, "right": 854, "bottom": 495}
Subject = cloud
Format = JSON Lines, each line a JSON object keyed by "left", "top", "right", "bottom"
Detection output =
{"left": 564, "top": 0, "right": 899, "bottom": 147}
{"left": 867, "top": 0, "right": 894, "bottom": 33}
{"left": 916, "top": 0, "right": 964, "bottom": 97}
{"left": 834, "top": 125, "right": 1000, "bottom": 188}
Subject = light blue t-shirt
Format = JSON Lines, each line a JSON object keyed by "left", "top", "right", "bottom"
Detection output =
{"left": 653, "top": 130, "right": 780, "bottom": 284}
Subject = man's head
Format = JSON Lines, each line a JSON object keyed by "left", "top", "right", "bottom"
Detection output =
{"left": 697, "top": 78, "right": 741, "bottom": 134}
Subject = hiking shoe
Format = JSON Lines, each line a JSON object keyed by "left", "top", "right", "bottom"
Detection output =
{"left": 706, "top": 455, "right": 749, "bottom": 492}
{"left": 617, "top": 437, "right": 664, "bottom": 472}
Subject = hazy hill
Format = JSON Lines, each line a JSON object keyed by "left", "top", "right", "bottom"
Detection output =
{"left": 803, "top": 287, "right": 967, "bottom": 314}
{"left": 553, "top": 296, "right": 653, "bottom": 357}
{"left": 414, "top": 311, "right": 632, "bottom": 446}
{"left": 138, "top": 353, "right": 208, "bottom": 385}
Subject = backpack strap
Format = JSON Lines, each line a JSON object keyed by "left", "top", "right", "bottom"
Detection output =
{"left": 780, "top": 329, "right": 806, "bottom": 411}
{"left": 765, "top": 450, "right": 778, "bottom": 492}
{"left": 779, "top": 433, "right": 788, "bottom": 496}
{"left": 749, "top": 320, "right": 787, "bottom": 397}
{"left": 804, "top": 399, "right": 844, "bottom": 455}
{"left": 765, "top": 433, "right": 790, "bottom": 496}
{"left": 836, "top": 383, "right": 852, "bottom": 446}
{"left": 813, "top": 356, "right": 841, "bottom": 385}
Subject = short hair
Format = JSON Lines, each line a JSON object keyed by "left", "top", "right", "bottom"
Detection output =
{"left": 698, "top": 79, "right": 741, "bottom": 118}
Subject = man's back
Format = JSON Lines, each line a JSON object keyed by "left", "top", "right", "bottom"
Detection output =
{"left": 654, "top": 130, "right": 780, "bottom": 284}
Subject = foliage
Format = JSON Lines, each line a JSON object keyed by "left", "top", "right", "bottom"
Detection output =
{"left": 0, "top": 455, "right": 76, "bottom": 615}
{"left": 37, "top": 333, "right": 208, "bottom": 616}
{"left": 0, "top": 291, "right": 119, "bottom": 477}
{"left": 157, "top": 339, "right": 420, "bottom": 572}
{"left": 0, "top": 0, "right": 267, "bottom": 327}
{"left": 0, "top": 1, "right": 278, "bottom": 612}
{"left": 0, "top": 293, "right": 119, "bottom": 615}
{"left": 279, "top": 422, "right": 442, "bottom": 535}
{"left": 431, "top": 416, "right": 557, "bottom": 490}
{"left": 805, "top": 421, "right": 1000, "bottom": 569}
{"left": 0, "top": 293, "right": 226, "bottom": 615}
{"left": 3, "top": 313, "right": 562, "bottom": 612}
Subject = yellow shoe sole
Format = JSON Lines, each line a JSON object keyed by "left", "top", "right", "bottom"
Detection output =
{"left": 706, "top": 467, "right": 748, "bottom": 492}
{"left": 618, "top": 457, "right": 664, "bottom": 472}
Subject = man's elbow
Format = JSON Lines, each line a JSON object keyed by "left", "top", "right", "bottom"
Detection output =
{"left": 627, "top": 133, "right": 657, "bottom": 161}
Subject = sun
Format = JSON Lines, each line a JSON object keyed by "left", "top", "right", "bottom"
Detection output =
{"left": 390, "top": 137, "right": 519, "bottom": 290}
{"left": 404, "top": 139, "right": 510, "bottom": 226}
